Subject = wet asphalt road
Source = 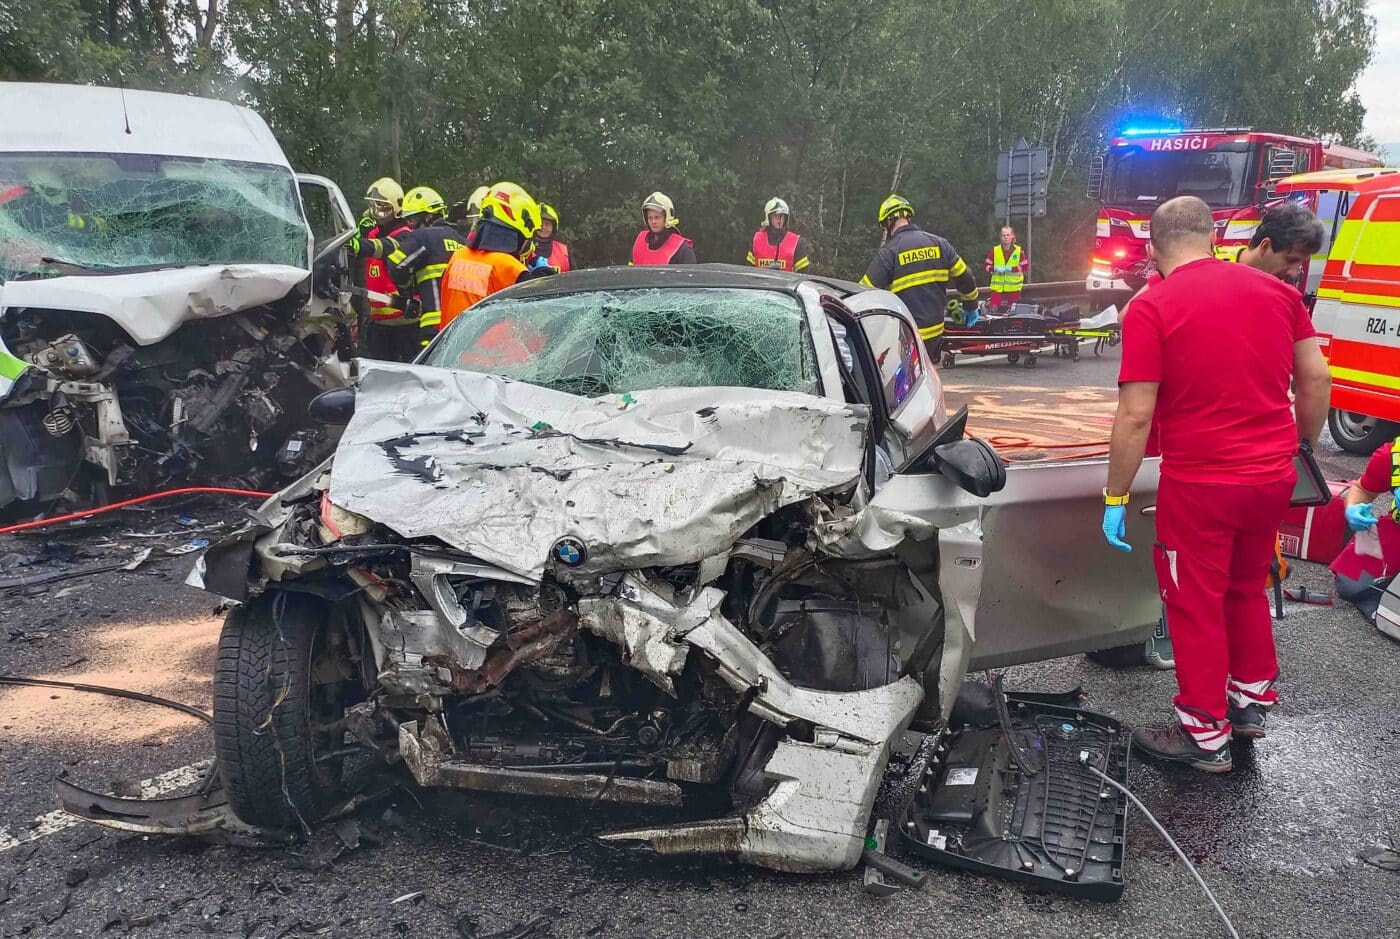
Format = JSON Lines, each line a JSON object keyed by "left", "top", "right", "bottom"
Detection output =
{"left": 2, "top": 349, "right": 1398, "bottom": 938}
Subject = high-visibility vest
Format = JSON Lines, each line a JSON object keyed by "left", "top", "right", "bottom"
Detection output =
{"left": 365, "top": 221, "right": 412, "bottom": 322}
{"left": 749, "top": 230, "right": 799, "bottom": 271}
{"left": 440, "top": 246, "right": 526, "bottom": 330}
{"left": 631, "top": 230, "right": 690, "bottom": 265}
{"left": 1389, "top": 438, "right": 1400, "bottom": 522}
{"left": 537, "top": 239, "right": 571, "bottom": 273}
{"left": 990, "top": 244, "right": 1025, "bottom": 293}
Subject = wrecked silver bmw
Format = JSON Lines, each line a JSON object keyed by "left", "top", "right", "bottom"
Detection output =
{"left": 0, "top": 83, "right": 357, "bottom": 518}
{"left": 194, "top": 266, "right": 1161, "bottom": 875}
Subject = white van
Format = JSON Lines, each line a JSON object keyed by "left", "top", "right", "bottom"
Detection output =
{"left": 0, "top": 82, "right": 357, "bottom": 515}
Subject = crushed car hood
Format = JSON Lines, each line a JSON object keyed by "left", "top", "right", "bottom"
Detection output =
{"left": 0, "top": 264, "right": 308, "bottom": 347}
{"left": 328, "top": 362, "right": 868, "bottom": 581}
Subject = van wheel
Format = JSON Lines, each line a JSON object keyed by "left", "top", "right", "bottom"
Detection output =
{"left": 213, "top": 592, "right": 355, "bottom": 832}
{"left": 1328, "top": 409, "right": 1397, "bottom": 455}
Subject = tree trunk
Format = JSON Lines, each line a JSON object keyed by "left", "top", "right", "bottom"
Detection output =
{"left": 889, "top": 149, "right": 904, "bottom": 195}
{"left": 335, "top": 0, "right": 355, "bottom": 68}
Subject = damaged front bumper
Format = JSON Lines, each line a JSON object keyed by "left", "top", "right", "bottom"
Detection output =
{"left": 392, "top": 573, "right": 925, "bottom": 873}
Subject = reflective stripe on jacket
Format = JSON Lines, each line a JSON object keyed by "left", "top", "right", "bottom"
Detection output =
{"left": 366, "top": 220, "right": 411, "bottom": 321}
{"left": 860, "top": 223, "right": 976, "bottom": 340}
{"left": 990, "top": 243, "right": 1025, "bottom": 293}
{"left": 748, "top": 230, "right": 800, "bottom": 271}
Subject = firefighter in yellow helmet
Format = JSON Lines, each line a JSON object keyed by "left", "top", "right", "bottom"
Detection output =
{"left": 861, "top": 194, "right": 980, "bottom": 352}
{"left": 747, "top": 197, "right": 811, "bottom": 272}
{"left": 349, "top": 185, "right": 467, "bottom": 349}
{"left": 356, "top": 178, "right": 418, "bottom": 361}
{"left": 440, "top": 181, "right": 558, "bottom": 331}
{"left": 534, "top": 203, "right": 572, "bottom": 273}
{"left": 631, "top": 192, "right": 696, "bottom": 264}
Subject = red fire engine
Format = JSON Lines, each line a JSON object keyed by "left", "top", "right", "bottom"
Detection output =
{"left": 1084, "top": 126, "right": 1379, "bottom": 302}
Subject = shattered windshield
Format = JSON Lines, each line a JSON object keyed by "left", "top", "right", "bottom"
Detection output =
{"left": 0, "top": 152, "right": 308, "bottom": 280}
{"left": 423, "top": 287, "right": 820, "bottom": 397}
{"left": 1105, "top": 143, "right": 1254, "bottom": 208}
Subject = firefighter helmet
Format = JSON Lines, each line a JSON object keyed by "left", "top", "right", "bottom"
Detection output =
{"left": 481, "top": 182, "right": 542, "bottom": 240}
{"left": 540, "top": 203, "right": 560, "bottom": 227}
{"left": 364, "top": 177, "right": 403, "bottom": 212}
{"left": 464, "top": 185, "right": 490, "bottom": 221}
{"left": 401, "top": 186, "right": 447, "bottom": 220}
{"left": 642, "top": 191, "right": 678, "bottom": 228}
{"left": 877, "top": 193, "right": 914, "bottom": 225}
{"left": 764, "top": 197, "right": 790, "bottom": 224}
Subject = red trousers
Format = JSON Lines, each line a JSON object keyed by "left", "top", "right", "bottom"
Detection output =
{"left": 988, "top": 290, "right": 1021, "bottom": 308}
{"left": 1153, "top": 473, "right": 1294, "bottom": 751}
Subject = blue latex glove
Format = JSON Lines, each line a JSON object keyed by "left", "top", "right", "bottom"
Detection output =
{"left": 994, "top": 264, "right": 1010, "bottom": 274}
{"left": 528, "top": 256, "right": 557, "bottom": 275}
{"left": 1103, "top": 504, "right": 1131, "bottom": 551}
{"left": 1346, "top": 502, "right": 1378, "bottom": 533}
{"left": 961, "top": 303, "right": 980, "bottom": 327}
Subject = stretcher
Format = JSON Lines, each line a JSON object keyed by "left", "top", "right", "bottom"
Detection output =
{"left": 938, "top": 303, "right": 1121, "bottom": 369}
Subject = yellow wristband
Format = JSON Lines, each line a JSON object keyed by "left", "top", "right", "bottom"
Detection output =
{"left": 1103, "top": 489, "right": 1130, "bottom": 506}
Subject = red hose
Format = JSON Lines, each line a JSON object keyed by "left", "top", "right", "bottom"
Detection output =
{"left": 0, "top": 486, "right": 274, "bottom": 537}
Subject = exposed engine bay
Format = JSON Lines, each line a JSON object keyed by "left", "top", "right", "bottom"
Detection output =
{"left": 0, "top": 267, "right": 352, "bottom": 517}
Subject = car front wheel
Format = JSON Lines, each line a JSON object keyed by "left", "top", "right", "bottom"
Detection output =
{"left": 213, "top": 592, "right": 356, "bottom": 831}
{"left": 1328, "top": 409, "right": 1397, "bottom": 455}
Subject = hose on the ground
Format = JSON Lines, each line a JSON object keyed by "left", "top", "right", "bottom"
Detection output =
{"left": 0, "top": 486, "right": 274, "bottom": 537}
{"left": 1080, "top": 753, "right": 1241, "bottom": 939}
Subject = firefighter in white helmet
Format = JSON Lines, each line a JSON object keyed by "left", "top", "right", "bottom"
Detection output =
{"left": 630, "top": 192, "right": 696, "bottom": 265}
{"left": 747, "top": 197, "right": 811, "bottom": 272}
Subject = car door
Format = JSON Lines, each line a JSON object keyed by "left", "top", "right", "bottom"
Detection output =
{"left": 964, "top": 456, "right": 1160, "bottom": 668}
{"left": 843, "top": 290, "right": 946, "bottom": 470}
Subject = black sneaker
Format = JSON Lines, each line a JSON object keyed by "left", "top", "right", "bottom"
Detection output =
{"left": 1132, "top": 723, "right": 1233, "bottom": 773}
{"left": 1228, "top": 703, "right": 1267, "bottom": 740}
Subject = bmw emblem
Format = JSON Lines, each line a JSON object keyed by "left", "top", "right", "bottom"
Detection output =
{"left": 554, "top": 537, "right": 587, "bottom": 567}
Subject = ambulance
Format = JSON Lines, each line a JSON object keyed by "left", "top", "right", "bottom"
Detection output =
{"left": 1275, "top": 167, "right": 1400, "bottom": 452}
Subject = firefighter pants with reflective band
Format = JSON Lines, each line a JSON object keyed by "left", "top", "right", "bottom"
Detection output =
{"left": 1153, "top": 473, "right": 1293, "bottom": 751}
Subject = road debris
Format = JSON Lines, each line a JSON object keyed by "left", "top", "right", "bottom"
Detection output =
{"left": 1362, "top": 836, "right": 1400, "bottom": 873}
{"left": 0, "top": 547, "right": 153, "bottom": 592}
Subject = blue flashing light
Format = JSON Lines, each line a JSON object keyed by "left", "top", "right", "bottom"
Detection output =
{"left": 1120, "top": 124, "right": 1184, "bottom": 137}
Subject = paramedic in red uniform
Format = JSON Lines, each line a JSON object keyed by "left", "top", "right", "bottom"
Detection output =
{"left": 1101, "top": 196, "right": 1332, "bottom": 773}
{"left": 1333, "top": 446, "right": 1400, "bottom": 619}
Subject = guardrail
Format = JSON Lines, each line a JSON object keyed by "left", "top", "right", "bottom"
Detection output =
{"left": 977, "top": 280, "right": 1094, "bottom": 308}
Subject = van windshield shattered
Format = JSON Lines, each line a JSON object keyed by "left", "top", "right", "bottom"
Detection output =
{"left": 0, "top": 153, "right": 307, "bottom": 279}
{"left": 422, "top": 287, "right": 820, "bottom": 397}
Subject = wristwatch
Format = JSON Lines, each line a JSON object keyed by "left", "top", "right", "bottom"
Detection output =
{"left": 1103, "top": 488, "right": 1130, "bottom": 506}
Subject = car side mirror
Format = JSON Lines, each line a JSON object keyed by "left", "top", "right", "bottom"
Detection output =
{"left": 930, "top": 438, "right": 1007, "bottom": 497}
{"left": 309, "top": 387, "right": 356, "bottom": 426}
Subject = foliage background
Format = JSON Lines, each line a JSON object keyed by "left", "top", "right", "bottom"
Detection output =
{"left": 0, "top": 0, "right": 1378, "bottom": 279}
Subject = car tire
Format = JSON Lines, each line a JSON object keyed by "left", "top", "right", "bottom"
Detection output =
{"left": 213, "top": 592, "right": 350, "bottom": 831}
{"left": 1328, "top": 409, "right": 1397, "bottom": 455}
{"left": 1085, "top": 643, "right": 1146, "bottom": 668}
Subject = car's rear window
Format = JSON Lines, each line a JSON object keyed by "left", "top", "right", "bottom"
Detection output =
{"left": 422, "top": 286, "right": 819, "bottom": 397}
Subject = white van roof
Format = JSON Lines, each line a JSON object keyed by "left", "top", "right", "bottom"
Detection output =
{"left": 0, "top": 82, "right": 292, "bottom": 169}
